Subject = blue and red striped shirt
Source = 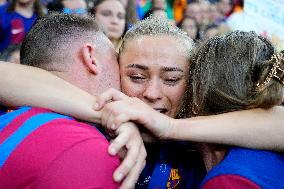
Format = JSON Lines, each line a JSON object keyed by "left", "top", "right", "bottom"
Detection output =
{"left": 0, "top": 107, "right": 120, "bottom": 189}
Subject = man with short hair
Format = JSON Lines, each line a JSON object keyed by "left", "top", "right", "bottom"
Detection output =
{"left": 0, "top": 13, "right": 144, "bottom": 189}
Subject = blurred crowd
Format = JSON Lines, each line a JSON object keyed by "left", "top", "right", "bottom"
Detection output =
{"left": 0, "top": 0, "right": 243, "bottom": 64}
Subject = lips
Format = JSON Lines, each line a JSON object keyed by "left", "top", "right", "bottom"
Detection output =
{"left": 108, "top": 27, "right": 119, "bottom": 33}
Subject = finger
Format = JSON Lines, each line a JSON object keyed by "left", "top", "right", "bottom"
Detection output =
{"left": 119, "top": 146, "right": 147, "bottom": 189}
{"left": 113, "top": 141, "right": 140, "bottom": 183}
{"left": 108, "top": 131, "right": 130, "bottom": 156}
{"left": 113, "top": 111, "right": 141, "bottom": 129}
{"left": 95, "top": 88, "right": 128, "bottom": 110}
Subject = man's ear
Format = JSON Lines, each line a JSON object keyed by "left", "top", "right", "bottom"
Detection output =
{"left": 82, "top": 43, "right": 98, "bottom": 74}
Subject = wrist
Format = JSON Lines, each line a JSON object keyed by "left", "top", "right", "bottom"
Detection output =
{"left": 162, "top": 117, "right": 176, "bottom": 140}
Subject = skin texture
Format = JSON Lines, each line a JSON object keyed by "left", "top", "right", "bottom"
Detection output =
{"left": 120, "top": 35, "right": 189, "bottom": 118}
{"left": 95, "top": 0, "right": 126, "bottom": 45}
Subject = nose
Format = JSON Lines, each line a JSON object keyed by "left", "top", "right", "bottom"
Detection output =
{"left": 143, "top": 78, "right": 163, "bottom": 102}
{"left": 110, "top": 15, "right": 119, "bottom": 25}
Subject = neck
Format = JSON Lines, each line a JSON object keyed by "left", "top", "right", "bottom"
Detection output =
{"left": 15, "top": 1, "right": 34, "bottom": 18}
{"left": 198, "top": 143, "right": 227, "bottom": 172}
{"left": 51, "top": 67, "right": 99, "bottom": 96}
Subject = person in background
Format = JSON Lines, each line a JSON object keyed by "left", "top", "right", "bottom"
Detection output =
{"left": 91, "top": 0, "right": 126, "bottom": 51}
{"left": 207, "top": 3, "right": 224, "bottom": 24}
{"left": 0, "top": 0, "right": 43, "bottom": 52}
{"left": 217, "top": 0, "right": 234, "bottom": 18}
{"left": 179, "top": 16, "right": 199, "bottom": 40}
{"left": 184, "top": 2, "right": 203, "bottom": 27}
{"left": 62, "top": 0, "right": 88, "bottom": 15}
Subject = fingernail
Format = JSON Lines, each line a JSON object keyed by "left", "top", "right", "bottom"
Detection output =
{"left": 111, "top": 124, "right": 116, "bottom": 130}
{"left": 115, "top": 173, "right": 124, "bottom": 182}
{"left": 94, "top": 103, "right": 99, "bottom": 110}
{"left": 108, "top": 146, "right": 116, "bottom": 155}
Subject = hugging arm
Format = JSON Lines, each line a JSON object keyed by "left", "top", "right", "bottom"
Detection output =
{"left": 96, "top": 89, "right": 284, "bottom": 151}
{"left": 0, "top": 61, "right": 100, "bottom": 123}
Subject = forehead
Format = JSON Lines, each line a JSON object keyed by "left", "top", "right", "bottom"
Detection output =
{"left": 120, "top": 36, "right": 188, "bottom": 69}
{"left": 97, "top": 0, "right": 125, "bottom": 13}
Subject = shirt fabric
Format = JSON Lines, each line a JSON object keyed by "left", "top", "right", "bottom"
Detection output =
{"left": 136, "top": 143, "right": 206, "bottom": 189}
{"left": 200, "top": 147, "right": 284, "bottom": 189}
{"left": 0, "top": 106, "right": 120, "bottom": 189}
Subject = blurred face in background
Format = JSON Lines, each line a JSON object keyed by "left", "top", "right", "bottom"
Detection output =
{"left": 94, "top": 0, "right": 126, "bottom": 43}
{"left": 152, "top": 0, "right": 167, "bottom": 10}
{"left": 119, "top": 36, "right": 189, "bottom": 118}
{"left": 181, "top": 17, "right": 198, "bottom": 40}
{"left": 62, "top": 0, "right": 87, "bottom": 15}
{"left": 185, "top": 3, "right": 203, "bottom": 26}
{"left": 208, "top": 4, "right": 223, "bottom": 23}
{"left": 218, "top": 0, "right": 232, "bottom": 15}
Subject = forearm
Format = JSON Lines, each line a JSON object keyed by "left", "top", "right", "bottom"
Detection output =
{"left": 0, "top": 61, "right": 101, "bottom": 123}
{"left": 170, "top": 107, "right": 284, "bottom": 151}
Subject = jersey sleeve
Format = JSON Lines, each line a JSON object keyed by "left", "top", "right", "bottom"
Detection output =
{"left": 35, "top": 138, "right": 120, "bottom": 189}
{"left": 201, "top": 174, "right": 261, "bottom": 189}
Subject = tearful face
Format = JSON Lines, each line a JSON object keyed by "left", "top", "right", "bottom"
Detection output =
{"left": 119, "top": 36, "right": 189, "bottom": 118}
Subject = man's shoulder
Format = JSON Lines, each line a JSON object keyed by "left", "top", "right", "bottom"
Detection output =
{"left": 0, "top": 106, "right": 109, "bottom": 156}
{"left": 0, "top": 107, "right": 120, "bottom": 189}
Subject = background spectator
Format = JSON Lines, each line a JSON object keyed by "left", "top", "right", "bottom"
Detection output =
{"left": 62, "top": 0, "right": 87, "bottom": 15}
{"left": 179, "top": 16, "right": 199, "bottom": 40}
{"left": 91, "top": 0, "right": 126, "bottom": 51}
{"left": 0, "top": 0, "right": 43, "bottom": 52}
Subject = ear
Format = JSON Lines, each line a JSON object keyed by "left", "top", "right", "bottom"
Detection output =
{"left": 82, "top": 43, "right": 98, "bottom": 74}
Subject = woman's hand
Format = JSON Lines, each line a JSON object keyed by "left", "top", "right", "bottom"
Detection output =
{"left": 110, "top": 122, "right": 147, "bottom": 189}
{"left": 95, "top": 88, "right": 174, "bottom": 139}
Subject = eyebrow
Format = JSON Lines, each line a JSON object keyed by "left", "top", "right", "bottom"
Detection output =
{"left": 126, "top": 64, "right": 184, "bottom": 72}
{"left": 126, "top": 64, "right": 148, "bottom": 70}
{"left": 162, "top": 67, "right": 184, "bottom": 72}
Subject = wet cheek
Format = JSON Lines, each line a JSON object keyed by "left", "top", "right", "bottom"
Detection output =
{"left": 169, "top": 85, "right": 187, "bottom": 111}
{"left": 121, "top": 79, "right": 144, "bottom": 97}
